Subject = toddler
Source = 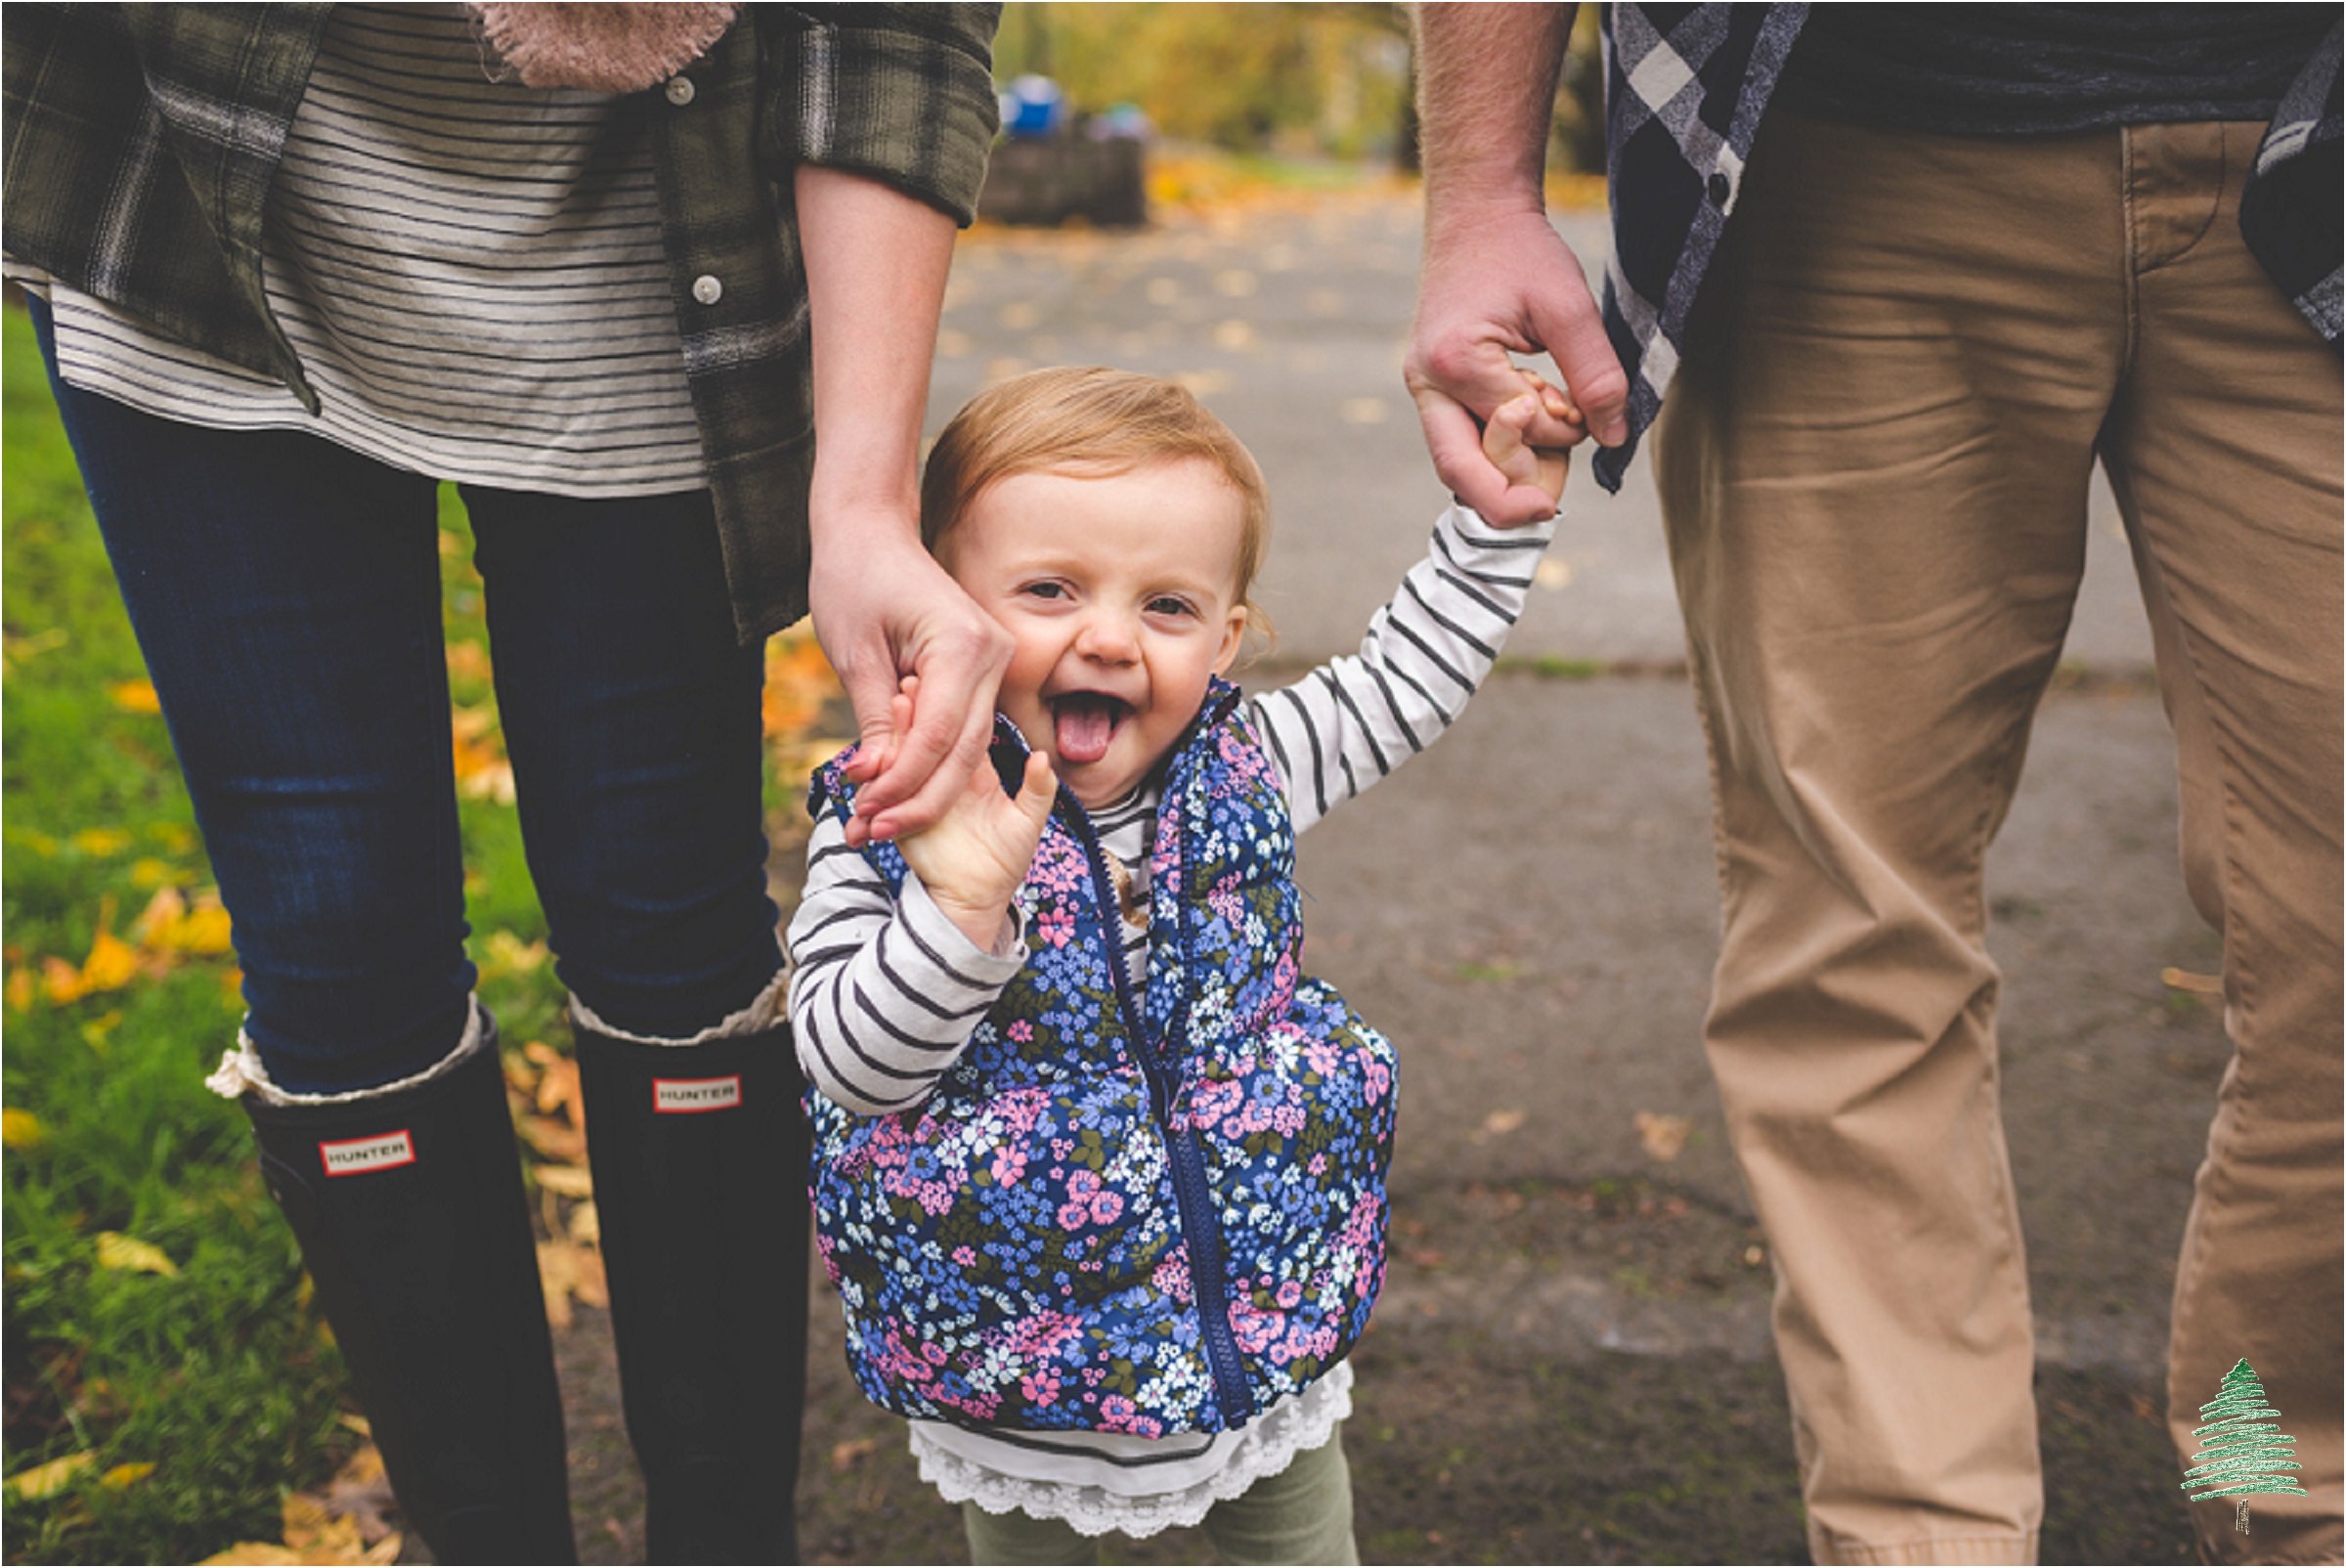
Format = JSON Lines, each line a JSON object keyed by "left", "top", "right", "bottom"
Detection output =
{"left": 787, "top": 367, "right": 1569, "bottom": 1564}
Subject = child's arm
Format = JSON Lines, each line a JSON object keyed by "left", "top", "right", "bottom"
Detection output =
{"left": 785, "top": 719, "right": 1054, "bottom": 1116}
{"left": 1249, "top": 384, "right": 1569, "bottom": 834}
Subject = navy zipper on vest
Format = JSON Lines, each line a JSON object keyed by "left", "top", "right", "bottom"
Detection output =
{"left": 1057, "top": 770, "right": 1257, "bottom": 1429}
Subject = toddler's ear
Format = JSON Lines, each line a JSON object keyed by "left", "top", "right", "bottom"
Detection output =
{"left": 1213, "top": 606, "right": 1248, "bottom": 675}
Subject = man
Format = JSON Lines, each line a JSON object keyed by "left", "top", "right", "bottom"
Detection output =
{"left": 1407, "top": 7, "right": 2341, "bottom": 1563}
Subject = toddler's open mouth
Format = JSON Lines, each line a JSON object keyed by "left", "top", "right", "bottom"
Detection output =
{"left": 1051, "top": 692, "right": 1131, "bottom": 765}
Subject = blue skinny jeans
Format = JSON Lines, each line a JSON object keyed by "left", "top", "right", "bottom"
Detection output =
{"left": 34, "top": 301, "right": 782, "bottom": 1096}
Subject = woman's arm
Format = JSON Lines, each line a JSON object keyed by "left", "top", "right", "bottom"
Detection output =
{"left": 795, "top": 164, "right": 1015, "bottom": 849}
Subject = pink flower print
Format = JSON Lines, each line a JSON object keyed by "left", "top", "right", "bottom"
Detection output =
{"left": 1276, "top": 1279, "right": 1304, "bottom": 1310}
{"left": 1187, "top": 1079, "right": 1240, "bottom": 1132}
{"left": 1364, "top": 1058, "right": 1391, "bottom": 1105}
{"left": 1056, "top": 1169, "right": 1122, "bottom": 1230}
{"left": 1021, "top": 1370, "right": 1063, "bottom": 1407}
{"left": 1308, "top": 1153, "right": 1328, "bottom": 1176}
{"left": 1101, "top": 1394, "right": 1139, "bottom": 1431}
{"left": 989, "top": 1145, "right": 1028, "bottom": 1187}
{"left": 1036, "top": 904, "right": 1075, "bottom": 948}
{"left": 1008, "top": 1020, "right": 1034, "bottom": 1043}
{"left": 1304, "top": 1040, "right": 1341, "bottom": 1077}
{"left": 1153, "top": 1251, "right": 1194, "bottom": 1303}
{"left": 952, "top": 1244, "right": 977, "bottom": 1268}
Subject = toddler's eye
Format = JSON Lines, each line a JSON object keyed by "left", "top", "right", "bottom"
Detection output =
{"left": 1021, "top": 582, "right": 1069, "bottom": 601}
{"left": 1146, "top": 595, "right": 1196, "bottom": 618}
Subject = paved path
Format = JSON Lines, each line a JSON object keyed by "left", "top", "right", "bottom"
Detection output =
{"left": 559, "top": 189, "right": 2212, "bottom": 1563}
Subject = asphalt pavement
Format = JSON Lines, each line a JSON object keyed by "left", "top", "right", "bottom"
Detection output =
{"left": 555, "top": 186, "right": 2218, "bottom": 1564}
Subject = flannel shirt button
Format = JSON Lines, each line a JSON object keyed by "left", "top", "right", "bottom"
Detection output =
{"left": 692, "top": 274, "right": 723, "bottom": 306}
{"left": 1706, "top": 171, "right": 1732, "bottom": 209}
{"left": 665, "top": 76, "right": 696, "bottom": 107}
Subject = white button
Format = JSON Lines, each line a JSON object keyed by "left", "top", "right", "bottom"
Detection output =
{"left": 665, "top": 76, "right": 695, "bottom": 107}
{"left": 692, "top": 275, "right": 723, "bottom": 306}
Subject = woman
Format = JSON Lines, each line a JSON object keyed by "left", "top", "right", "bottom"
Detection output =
{"left": 2, "top": 5, "right": 1010, "bottom": 1559}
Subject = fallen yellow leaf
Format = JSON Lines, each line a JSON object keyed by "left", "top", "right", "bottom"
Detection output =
{"left": 2, "top": 1108, "right": 45, "bottom": 1150}
{"left": 109, "top": 679, "right": 161, "bottom": 715}
{"left": 100, "top": 1461, "right": 155, "bottom": 1488}
{"left": 1634, "top": 1111, "right": 1691, "bottom": 1163}
{"left": 1481, "top": 1110, "right": 1527, "bottom": 1138}
{"left": 2160, "top": 966, "right": 2224, "bottom": 995}
{"left": 95, "top": 1232, "right": 180, "bottom": 1278}
{"left": 830, "top": 1436, "right": 880, "bottom": 1470}
{"left": 6, "top": 1451, "right": 95, "bottom": 1500}
{"left": 534, "top": 1163, "right": 593, "bottom": 1198}
{"left": 537, "top": 1241, "right": 578, "bottom": 1330}
{"left": 283, "top": 1491, "right": 364, "bottom": 1559}
{"left": 196, "top": 1544, "right": 311, "bottom": 1566}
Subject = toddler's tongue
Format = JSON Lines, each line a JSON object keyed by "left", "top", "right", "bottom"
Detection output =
{"left": 1053, "top": 694, "right": 1121, "bottom": 765}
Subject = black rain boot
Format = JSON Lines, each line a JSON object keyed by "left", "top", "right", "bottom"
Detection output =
{"left": 242, "top": 1013, "right": 577, "bottom": 1564}
{"left": 574, "top": 1011, "right": 809, "bottom": 1565}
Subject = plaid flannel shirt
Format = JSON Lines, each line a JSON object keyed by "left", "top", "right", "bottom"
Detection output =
{"left": 2, "top": 3, "right": 1003, "bottom": 642}
{"left": 1591, "top": 5, "right": 2341, "bottom": 495}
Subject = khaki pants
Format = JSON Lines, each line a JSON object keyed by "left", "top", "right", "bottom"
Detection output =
{"left": 1653, "top": 112, "right": 2342, "bottom": 1565}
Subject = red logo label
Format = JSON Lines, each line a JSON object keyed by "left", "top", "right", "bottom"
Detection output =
{"left": 319, "top": 1129, "right": 416, "bottom": 1176}
{"left": 654, "top": 1075, "right": 742, "bottom": 1113}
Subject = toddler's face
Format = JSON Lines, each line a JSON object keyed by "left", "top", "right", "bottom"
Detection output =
{"left": 943, "top": 457, "right": 1248, "bottom": 807}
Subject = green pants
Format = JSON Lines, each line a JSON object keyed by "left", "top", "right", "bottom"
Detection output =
{"left": 961, "top": 1428, "right": 1358, "bottom": 1566}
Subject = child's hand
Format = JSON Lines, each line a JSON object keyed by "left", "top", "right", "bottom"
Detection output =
{"left": 1479, "top": 370, "right": 1574, "bottom": 516}
{"left": 886, "top": 677, "right": 1059, "bottom": 949}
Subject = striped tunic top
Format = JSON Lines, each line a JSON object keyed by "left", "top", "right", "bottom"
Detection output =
{"left": 784, "top": 501, "right": 1557, "bottom": 1534}
{"left": 14, "top": 3, "right": 705, "bottom": 495}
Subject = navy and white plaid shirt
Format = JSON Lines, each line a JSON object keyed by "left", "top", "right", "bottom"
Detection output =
{"left": 1590, "top": 5, "right": 2341, "bottom": 495}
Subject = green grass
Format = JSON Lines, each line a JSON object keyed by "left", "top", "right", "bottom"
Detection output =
{"left": 1, "top": 302, "right": 564, "bottom": 1562}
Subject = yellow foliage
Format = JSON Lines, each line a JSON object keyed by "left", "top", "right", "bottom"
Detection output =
{"left": 533, "top": 1163, "right": 593, "bottom": 1198}
{"left": 5, "top": 1451, "right": 95, "bottom": 1501}
{"left": 4, "top": 969, "right": 32, "bottom": 1012}
{"left": 763, "top": 630, "right": 844, "bottom": 740}
{"left": 2, "top": 1108, "right": 44, "bottom": 1150}
{"left": 108, "top": 679, "right": 161, "bottom": 715}
{"left": 70, "top": 828, "right": 131, "bottom": 856}
{"left": 95, "top": 1232, "right": 180, "bottom": 1278}
{"left": 100, "top": 1461, "right": 156, "bottom": 1489}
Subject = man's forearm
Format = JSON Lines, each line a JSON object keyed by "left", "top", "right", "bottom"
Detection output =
{"left": 1414, "top": 4, "right": 1579, "bottom": 220}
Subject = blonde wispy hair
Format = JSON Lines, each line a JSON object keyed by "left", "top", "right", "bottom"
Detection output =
{"left": 921, "top": 367, "right": 1275, "bottom": 650}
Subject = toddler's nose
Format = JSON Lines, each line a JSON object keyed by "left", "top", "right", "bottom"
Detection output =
{"left": 1074, "top": 609, "right": 1140, "bottom": 664}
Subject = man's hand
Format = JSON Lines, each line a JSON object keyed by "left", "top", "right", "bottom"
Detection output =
{"left": 1410, "top": 3, "right": 1629, "bottom": 525}
{"left": 887, "top": 678, "right": 1058, "bottom": 950}
{"left": 807, "top": 518, "right": 1013, "bottom": 847}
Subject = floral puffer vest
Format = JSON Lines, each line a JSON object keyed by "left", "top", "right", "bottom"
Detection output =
{"left": 805, "top": 680, "right": 1396, "bottom": 1438}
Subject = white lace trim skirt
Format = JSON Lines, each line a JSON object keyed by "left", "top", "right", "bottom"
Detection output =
{"left": 910, "top": 1362, "right": 1353, "bottom": 1539}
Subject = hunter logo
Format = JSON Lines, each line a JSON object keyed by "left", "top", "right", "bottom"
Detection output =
{"left": 654, "top": 1075, "right": 742, "bottom": 1113}
{"left": 318, "top": 1130, "right": 415, "bottom": 1176}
